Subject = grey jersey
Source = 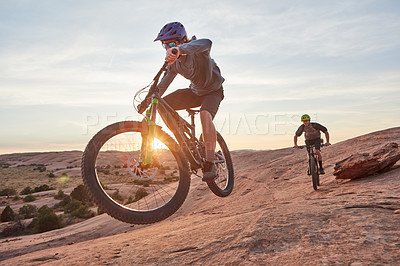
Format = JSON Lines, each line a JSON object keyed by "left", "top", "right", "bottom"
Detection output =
{"left": 295, "top": 122, "right": 328, "bottom": 140}
{"left": 157, "top": 38, "right": 225, "bottom": 96}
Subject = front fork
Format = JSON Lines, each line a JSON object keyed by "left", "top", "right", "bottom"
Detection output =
{"left": 141, "top": 98, "right": 158, "bottom": 167}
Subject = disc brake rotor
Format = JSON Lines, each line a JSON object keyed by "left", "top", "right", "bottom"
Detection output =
{"left": 127, "top": 153, "right": 158, "bottom": 181}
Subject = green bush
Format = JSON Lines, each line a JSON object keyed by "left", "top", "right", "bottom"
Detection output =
{"left": 31, "top": 205, "right": 62, "bottom": 233}
{"left": 33, "top": 164, "right": 46, "bottom": 172}
{"left": 111, "top": 190, "right": 124, "bottom": 202}
{"left": 64, "top": 200, "right": 83, "bottom": 214}
{"left": 70, "top": 185, "right": 91, "bottom": 204}
{"left": 21, "top": 186, "right": 33, "bottom": 195}
{"left": 126, "top": 196, "right": 134, "bottom": 205}
{"left": 133, "top": 188, "right": 148, "bottom": 202}
{"left": 33, "top": 184, "right": 54, "bottom": 193}
{"left": 0, "top": 188, "right": 17, "bottom": 196}
{"left": 19, "top": 204, "right": 37, "bottom": 219}
{"left": 1, "top": 206, "right": 15, "bottom": 222}
{"left": 54, "top": 190, "right": 66, "bottom": 200}
{"left": 23, "top": 194, "right": 36, "bottom": 202}
{"left": 97, "top": 207, "right": 105, "bottom": 215}
{"left": 59, "top": 194, "right": 72, "bottom": 207}
{"left": 71, "top": 205, "right": 95, "bottom": 219}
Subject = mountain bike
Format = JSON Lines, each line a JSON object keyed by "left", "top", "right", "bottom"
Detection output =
{"left": 299, "top": 141, "right": 325, "bottom": 190}
{"left": 81, "top": 51, "right": 234, "bottom": 224}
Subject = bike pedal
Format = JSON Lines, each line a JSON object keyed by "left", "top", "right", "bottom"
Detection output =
{"left": 202, "top": 174, "right": 218, "bottom": 183}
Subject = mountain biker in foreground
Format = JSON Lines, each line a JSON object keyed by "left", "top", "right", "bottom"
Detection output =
{"left": 293, "top": 114, "right": 331, "bottom": 174}
{"left": 137, "top": 22, "right": 225, "bottom": 182}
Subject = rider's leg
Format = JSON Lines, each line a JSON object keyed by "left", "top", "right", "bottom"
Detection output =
{"left": 199, "top": 89, "right": 224, "bottom": 181}
{"left": 200, "top": 110, "right": 217, "bottom": 162}
{"left": 316, "top": 149, "right": 325, "bottom": 174}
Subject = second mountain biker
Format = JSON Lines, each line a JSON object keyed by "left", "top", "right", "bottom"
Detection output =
{"left": 293, "top": 114, "right": 331, "bottom": 174}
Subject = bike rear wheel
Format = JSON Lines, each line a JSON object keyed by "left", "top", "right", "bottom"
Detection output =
{"left": 81, "top": 121, "right": 190, "bottom": 224}
{"left": 310, "top": 157, "right": 319, "bottom": 190}
{"left": 203, "top": 132, "right": 234, "bottom": 197}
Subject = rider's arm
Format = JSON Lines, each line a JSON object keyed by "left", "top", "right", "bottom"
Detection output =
{"left": 157, "top": 67, "right": 178, "bottom": 97}
{"left": 314, "top": 123, "right": 331, "bottom": 145}
{"left": 324, "top": 131, "right": 331, "bottom": 145}
{"left": 294, "top": 135, "right": 299, "bottom": 147}
{"left": 294, "top": 125, "right": 304, "bottom": 148}
{"left": 178, "top": 38, "right": 212, "bottom": 55}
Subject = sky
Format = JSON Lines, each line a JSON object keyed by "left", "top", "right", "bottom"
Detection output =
{"left": 0, "top": 0, "right": 399, "bottom": 154}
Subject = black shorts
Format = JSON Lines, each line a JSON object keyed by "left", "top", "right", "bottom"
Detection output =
{"left": 163, "top": 88, "right": 224, "bottom": 119}
{"left": 305, "top": 138, "right": 322, "bottom": 151}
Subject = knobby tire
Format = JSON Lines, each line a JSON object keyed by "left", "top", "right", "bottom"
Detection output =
{"left": 311, "top": 157, "right": 319, "bottom": 191}
{"left": 81, "top": 121, "right": 190, "bottom": 224}
{"left": 206, "top": 132, "right": 234, "bottom": 197}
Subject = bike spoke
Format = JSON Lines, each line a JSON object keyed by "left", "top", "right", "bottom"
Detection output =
{"left": 95, "top": 131, "right": 181, "bottom": 212}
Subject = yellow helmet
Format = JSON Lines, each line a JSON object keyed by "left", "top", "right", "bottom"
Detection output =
{"left": 301, "top": 114, "right": 310, "bottom": 121}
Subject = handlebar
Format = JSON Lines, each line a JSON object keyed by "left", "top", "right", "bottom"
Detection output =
{"left": 297, "top": 143, "right": 326, "bottom": 149}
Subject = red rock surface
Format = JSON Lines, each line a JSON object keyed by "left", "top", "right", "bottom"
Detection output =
{"left": 1, "top": 127, "right": 400, "bottom": 265}
{"left": 333, "top": 142, "right": 400, "bottom": 179}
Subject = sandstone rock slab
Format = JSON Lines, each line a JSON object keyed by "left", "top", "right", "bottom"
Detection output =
{"left": 333, "top": 142, "right": 400, "bottom": 179}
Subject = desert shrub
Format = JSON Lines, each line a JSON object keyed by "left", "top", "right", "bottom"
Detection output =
{"left": 54, "top": 190, "right": 66, "bottom": 200}
{"left": 33, "top": 164, "right": 46, "bottom": 172}
{"left": 70, "top": 185, "right": 91, "bottom": 204}
{"left": 64, "top": 200, "right": 83, "bottom": 214}
{"left": 1, "top": 220, "right": 25, "bottom": 237}
{"left": 1, "top": 206, "right": 15, "bottom": 222}
{"left": 59, "top": 195, "right": 72, "bottom": 207}
{"left": 31, "top": 205, "right": 62, "bottom": 233}
{"left": 13, "top": 195, "right": 21, "bottom": 201}
{"left": 0, "top": 163, "right": 10, "bottom": 168}
{"left": 133, "top": 188, "right": 148, "bottom": 202}
{"left": 71, "top": 205, "right": 95, "bottom": 219}
{"left": 20, "top": 186, "right": 33, "bottom": 195}
{"left": 48, "top": 172, "right": 55, "bottom": 178}
{"left": 125, "top": 196, "right": 134, "bottom": 205}
{"left": 111, "top": 190, "right": 124, "bottom": 202}
{"left": 19, "top": 204, "right": 37, "bottom": 219}
{"left": 33, "top": 184, "right": 54, "bottom": 193}
{"left": 0, "top": 188, "right": 17, "bottom": 196}
{"left": 23, "top": 194, "right": 36, "bottom": 202}
{"left": 97, "top": 207, "right": 105, "bottom": 215}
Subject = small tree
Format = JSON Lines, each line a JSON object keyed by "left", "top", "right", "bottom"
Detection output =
{"left": 71, "top": 205, "right": 95, "bottom": 219}
{"left": 1, "top": 206, "right": 15, "bottom": 222}
{"left": 19, "top": 204, "right": 38, "bottom": 219}
{"left": 70, "top": 185, "right": 91, "bottom": 204}
{"left": 134, "top": 188, "right": 148, "bottom": 202}
{"left": 59, "top": 194, "right": 72, "bottom": 207}
{"left": 31, "top": 205, "right": 62, "bottom": 233}
{"left": 54, "top": 190, "right": 66, "bottom": 200}
{"left": 20, "top": 186, "right": 33, "bottom": 195}
{"left": 23, "top": 194, "right": 36, "bottom": 202}
{"left": 0, "top": 188, "right": 17, "bottom": 196}
{"left": 64, "top": 200, "right": 83, "bottom": 214}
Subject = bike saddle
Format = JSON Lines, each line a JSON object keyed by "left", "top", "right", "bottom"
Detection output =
{"left": 186, "top": 108, "right": 201, "bottom": 115}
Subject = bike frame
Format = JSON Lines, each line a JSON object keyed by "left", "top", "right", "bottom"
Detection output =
{"left": 299, "top": 141, "right": 325, "bottom": 173}
{"left": 306, "top": 145, "right": 319, "bottom": 173}
{"left": 139, "top": 62, "right": 204, "bottom": 170}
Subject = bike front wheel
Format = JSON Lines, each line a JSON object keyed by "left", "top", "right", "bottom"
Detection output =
{"left": 310, "top": 157, "right": 319, "bottom": 190}
{"left": 81, "top": 121, "right": 190, "bottom": 224}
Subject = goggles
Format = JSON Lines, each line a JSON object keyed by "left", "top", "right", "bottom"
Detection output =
{"left": 162, "top": 41, "right": 178, "bottom": 49}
